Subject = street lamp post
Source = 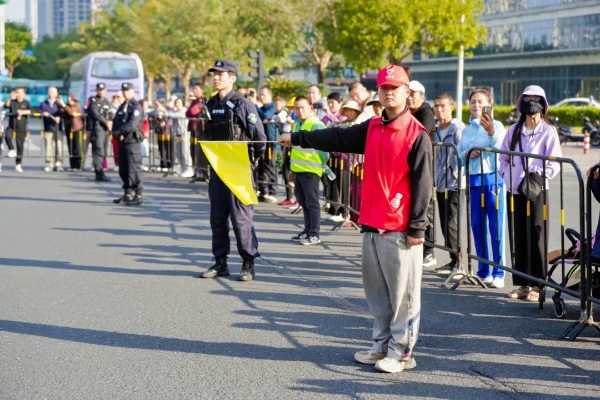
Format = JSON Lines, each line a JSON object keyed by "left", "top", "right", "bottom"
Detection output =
{"left": 456, "top": 2, "right": 465, "bottom": 121}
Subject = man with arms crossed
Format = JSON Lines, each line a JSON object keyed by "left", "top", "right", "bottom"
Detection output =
{"left": 279, "top": 65, "right": 432, "bottom": 373}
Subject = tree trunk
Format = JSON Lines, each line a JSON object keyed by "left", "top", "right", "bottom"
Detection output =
{"left": 182, "top": 63, "right": 194, "bottom": 102}
{"left": 163, "top": 72, "right": 172, "bottom": 100}
{"left": 146, "top": 73, "right": 154, "bottom": 103}
{"left": 317, "top": 67, "right": 325, "bottom": 84}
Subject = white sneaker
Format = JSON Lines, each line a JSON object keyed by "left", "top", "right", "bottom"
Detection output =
{"left": 0, "top": 163, "right": 2, "bottom": 172}
{"left": 141, "top": 165, "right": 149, "bottom": 172}
{"left": 44, "top": 166, "right": 52, "bottom": 172}
{"left": 321, "top": 214, "right": 333, "bottom": 221}
{"left": 482, "top": 276, "right": 494, "bottom": 284}
{"left": 15, "top": 164, "right": 23, "bottom": 173}
{"left": 7, "top": 149, "right": 16, "bottom": 158}
{"left": 491, "top": 278, "right": 505, "bottom": 288}
{"left": 161, "top": 168, "right": 168, "bottom": 172}
{"left": 113, "top": 166, "right": 119, "bottom": 172}
{"left": 374, "top": 357, "right": 417, "bottom": 373}
{"left": 181, "top": 169, "right": 194, "bottom": 178}
{"left": 330, "top": 215, "right": 345, "bottom": 222}
{"left": 354, "top": 349, "right": 386, "bottom": 365}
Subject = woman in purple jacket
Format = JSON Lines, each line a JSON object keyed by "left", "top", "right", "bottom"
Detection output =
{"left": 499, "top": 86, "right": 562, "bottom": 302}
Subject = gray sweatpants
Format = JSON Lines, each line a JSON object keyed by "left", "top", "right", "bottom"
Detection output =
{"left": 362, "top": 231, "right": 423, "bottom": 360}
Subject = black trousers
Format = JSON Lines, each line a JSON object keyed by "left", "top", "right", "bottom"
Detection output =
{"left": 326, "top": 155, "right": 343, "bottom": 216}
{"left": 158, "top": 134, "right": 173, "bottom": 169}
{"left": 189, "top": 133, "right": 208, "bottom": 176}
{"left": 118, "top": 140, "right": 144, "bottom": 192}
{"left": 66, "top": 130, "right": 84, "bottom": 170}
{"left": 436, "top": 190, "right": 462, "bottom": 265}
{"left": 209, "top": 171, "right": 259, "bottom": 260}
{"left": 295, "top": 172, "right": 321, "bottom": 237}
{"left": 6, "top": 128, "right": 27, "bottom": 165}
{"left": 91, "top": 129, "right": 109, "bottom": 173}
{"left": 281, "top": 148, "right": 293, "bottom": 200}
{"left": 423, "top": 197, "right": 435, "bottom": 257}
{"left": 508, "top": 191, "right": 548, "bottom": 287}
{"left": 258, "top": 143, "right": 277, "bottom": 196}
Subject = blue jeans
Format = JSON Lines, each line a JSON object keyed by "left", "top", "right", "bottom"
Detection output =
{"left": 470, "top": 184, "right": 506, "bottom": 279}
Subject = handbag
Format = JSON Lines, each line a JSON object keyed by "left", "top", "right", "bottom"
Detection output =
{"left": 517, "top": 135, "right": 544, "bottom": 201}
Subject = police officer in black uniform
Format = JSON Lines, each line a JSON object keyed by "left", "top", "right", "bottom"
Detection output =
{"left": 112, "top": 83, "right": 145, "bottom": 206}
{"left": 200, "top": 60, "right": 266, "bottom": 282}
{"left": 87, "top": 82, "right": 112, "bottom": 182}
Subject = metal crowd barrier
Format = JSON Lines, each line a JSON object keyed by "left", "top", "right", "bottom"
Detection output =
{"left": 429, "top": 142, "right": 465, "bottom": 288}
{"left": 462, "top": 146, "right": 589, "bottom": 340}
{"left": 564, "top": 164, "right": 600, "bottom": 340}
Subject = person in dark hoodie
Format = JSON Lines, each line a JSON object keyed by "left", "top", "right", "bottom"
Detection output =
{"left": 278, "top": 65, "right": 432, "bottom": 374}
{"left": 407, "top": 80, "right": 437, "bottom": 268}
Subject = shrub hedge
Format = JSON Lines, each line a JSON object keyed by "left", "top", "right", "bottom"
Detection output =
{"left": 458, "top": 106, "right": 600, "bottom": 127}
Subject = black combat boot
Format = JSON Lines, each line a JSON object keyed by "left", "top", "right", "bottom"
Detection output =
{"left": 113, "top": 190, "right": 133, "bottom": 204}
{"left": 126, "top": 190, "right": 144, "bottom": 206}
{"left": 238, "top": 259, "right": 255, "bottom": 282}
{"left": 95, "top": 170, "right": 111, "bottom": 182}
{"left": 200, "top": 256, "right": 229, "bottom": 278}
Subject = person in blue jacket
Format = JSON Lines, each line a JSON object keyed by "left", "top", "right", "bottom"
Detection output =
{"left": 256, "top": 86, "right": 278, "bottom": 202}
{"left": 458, "top": 88, "right": 507, "bottom": 288}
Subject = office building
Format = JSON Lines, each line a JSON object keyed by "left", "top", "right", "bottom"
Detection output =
{"left": 25, "top": 0, "right": 38, "bottom": 42}
{"left": 406, "top": 0, "right": 600, "bottom": 105}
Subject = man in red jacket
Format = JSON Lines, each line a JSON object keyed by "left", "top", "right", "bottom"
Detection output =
{"left": 278, "top": 65, "right": 432, "bottom": 374}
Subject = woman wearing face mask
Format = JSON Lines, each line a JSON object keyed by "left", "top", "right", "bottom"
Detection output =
{"left": 458, "top": 88, "right": 506, "bottom": 288}
{"left": 499, "top": 86, "right": 561, "bottom": 302}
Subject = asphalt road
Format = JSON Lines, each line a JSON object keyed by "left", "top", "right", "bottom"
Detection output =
{"left": 1, "top": 135, "right": 600, "bottom": 399}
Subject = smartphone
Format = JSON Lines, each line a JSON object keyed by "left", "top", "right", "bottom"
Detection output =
{"left": 482, "top": 106, "right": 493, "bottom": 117}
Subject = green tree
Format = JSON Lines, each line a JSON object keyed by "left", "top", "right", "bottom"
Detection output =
{"left": 14, "top": 32, "right": 80, "bottom": 79}
{"left": 322, "top": 0, "right": 486, "bottom": 72}
{"left": 5, "top": 22, "right": 36, "bottom": 78}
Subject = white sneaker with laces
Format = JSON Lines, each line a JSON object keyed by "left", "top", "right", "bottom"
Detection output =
{"left": 300, "top": 236, "right": 321, "bottom": 246}
{"left": 15, "top": 164, "right": 23, "bottom": 173}
{"left": 354, "top": 349, "right": 386, "bottom": 365}
{"left": 374, "top": 357, "right": 417, "bottom": 373}
{"left": 491, "top": 277, "right": 505, "bottom": 288}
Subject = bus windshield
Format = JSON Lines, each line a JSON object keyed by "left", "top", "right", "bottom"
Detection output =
{"left": 91, "top": 58, "right": 139, "bottom": 79}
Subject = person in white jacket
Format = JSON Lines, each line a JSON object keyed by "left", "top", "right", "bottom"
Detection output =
{"left": 167, "top": 98, "right": 194, "bottom": 178}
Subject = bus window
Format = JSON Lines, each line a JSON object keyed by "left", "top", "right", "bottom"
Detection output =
{"left": 91, "top": 58, "right": 139, "bottom": 79}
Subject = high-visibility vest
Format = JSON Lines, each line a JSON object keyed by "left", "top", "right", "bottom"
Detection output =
{"left": 290, "top": 117, "right": 323, "bottom": 177}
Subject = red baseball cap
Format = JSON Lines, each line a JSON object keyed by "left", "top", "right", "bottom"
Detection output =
{"left": 376, "top": 65, "right": 409, "bottom": 88}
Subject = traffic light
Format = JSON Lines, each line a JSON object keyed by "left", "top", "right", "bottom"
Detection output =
{"left": 248, "top": 50, "right": 265, "bottom": 90}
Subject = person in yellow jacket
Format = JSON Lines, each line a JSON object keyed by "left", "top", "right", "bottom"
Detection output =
{"left": 289, "top": 96, "right": 329, "bottom": 245}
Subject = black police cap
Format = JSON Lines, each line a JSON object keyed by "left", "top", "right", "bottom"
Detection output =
{"left": 96, "top": 83, "right": 106, "bottom": 90}
{"left": 209, "top": 60, "right": 238, "bottom": 75}
{"left": 121, "top": 82, "right": 133, "bottom": 91}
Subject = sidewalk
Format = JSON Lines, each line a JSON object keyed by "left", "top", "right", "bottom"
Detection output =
{"left": 0, "top": 170, "right": 599, "bottom": 399}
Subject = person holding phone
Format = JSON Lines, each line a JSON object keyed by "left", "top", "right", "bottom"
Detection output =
{"left": 499, "top": 86, "right": 561, "bottom": 302}
{"left": 457, "top": 88, "right": 507, "bottom": 288}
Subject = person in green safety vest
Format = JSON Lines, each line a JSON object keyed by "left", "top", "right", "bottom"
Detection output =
{"left": 289, "top": 96, "right": 330, "bottom": 246}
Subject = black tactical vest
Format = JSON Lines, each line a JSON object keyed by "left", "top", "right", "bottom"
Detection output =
{"left": 204, "top": 93, "right": 244, "bottom": 141}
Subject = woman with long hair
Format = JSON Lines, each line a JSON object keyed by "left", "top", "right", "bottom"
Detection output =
{"left": 499, "top": 86, "right": 561, "bottom": 302}
{"left": 458, "top": 88, "right": 507, "bottom": 288}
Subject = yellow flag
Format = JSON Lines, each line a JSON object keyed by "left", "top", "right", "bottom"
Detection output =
{"left": 200, "top": 142, "right": 258, "bottom": 205}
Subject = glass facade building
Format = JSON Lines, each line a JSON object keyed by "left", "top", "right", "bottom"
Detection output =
{"left": 406, "top": 0, "right": 600, "bottom": 105}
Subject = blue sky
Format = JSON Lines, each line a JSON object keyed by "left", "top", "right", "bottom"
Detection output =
{"left": 5, "top": 1, "right": 26, "bottom": 23}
